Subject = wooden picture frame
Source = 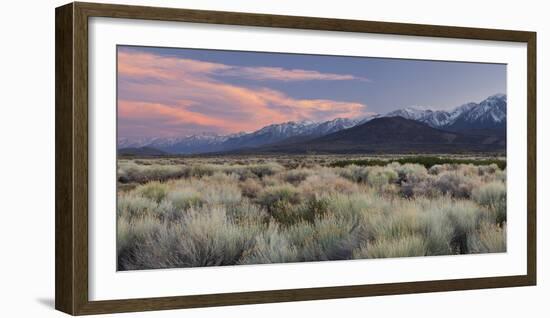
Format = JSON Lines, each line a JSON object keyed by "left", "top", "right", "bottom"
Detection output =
{"left": 55, "top": 2, "right": 536, "bottom": 315}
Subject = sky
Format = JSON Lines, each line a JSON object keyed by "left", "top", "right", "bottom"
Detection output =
{"left": 117, "top": 45, "right": 506, "bottom": 138}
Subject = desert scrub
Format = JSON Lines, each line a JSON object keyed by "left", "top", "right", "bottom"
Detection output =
{"left": 338, "top": 164, "right": 369, "bottom": 183}
{"left": 118, "top": 161, "right": 186, "bottom": 183}
{"left": 185, "top": 164, "right": 219, "bottom": 178}
{"left": 135, "top": 181, "right": 170, "bottom": 203}
{"left": 472, "top": 181, "right": 506, "bottom": 225}
{"left": 299, "top": 172, "right": 359, "bottom": 197}
{"left": 434, "top": 171, "right": 479, "bottom": 198}
{"left": 439, "top": 201, "right": 481, "bottom": 254}
{"left": 301, "top": 213, "right": 361, "bottom": 261}
{"left": 248, "top": 162, "right": 285, "bottom": 178}
{"left": 353, "top": 235, "right": 427, "bottom": 259}
{"left": 257, "top": 184, "right": 301, "bottom": 210}
{"left": 468, "top": 221, "right": 506, "bottom": 253}
{"left": 117, "top": 215, "right": 164, "bottom": 270}
{"left": 239, "top": 224, "right": 299, "bottom": 264}
{"left": 117, "top": 193, "right": 158, "bottom": 219}
{"left": 278, "top": 168, "right": 313, "bottom": 185}
{"left": 400, "top": 177, "right": 439, "bottom": 198}
{"left": 226, "top": 201, "right": 269, "bottom": 225}
{"left": 166, "top": 188, "right": 204, "bottom": 211}
{"left": 117, "top": 157, "right": 507, "bottom": 269}
{"left": 239, "top": 178, "right": 263, "bottom": 198}
{"left": 366, "top": 166, "right": 399, "bottom": 189}
{"left": 119, "top": 206, "right": 262, "bottom": 269}
{"left": 202, "top": 181, "right": 242, "bottom": 206}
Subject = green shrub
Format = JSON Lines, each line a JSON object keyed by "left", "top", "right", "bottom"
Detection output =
{"left": 239, "top": 178, "right": 263, "bottom": 198}
{"left": 202, "top": 182, "right": 242, "bottom": 206}
{"left": 301, "top": 213, "right": 360, "bottom": 261}
{"left": 116, "top": 216, "right": 164, "bottom": 270}
{"left": 472, "top": 181, "right": 506, "bottom": 225}
{"left": 136, "top": 181, "right": 169, "bottom": 203}
{"left": 292, "top": 196, "right": 330, "bottom": 224}
{"left": 239, "top": 224, "right": 299, "bottom": 264}
{"left": 248, "top": 162, "right": 284, "bottom": 178}
{"left": 166, "top": 188, "right": 203, "bottom": 211}
{"left": 366, "top": 167, "right": 398, "bottom": 189}
{"left": 468, "top": 222, "right": 506, "bottom": 253}
{"left": 117, "top": 193, "right": 157, "bottom": 218}
{"left": 118, "top": 206, "right": 261, "bottom": 269}
{"left": 354, "top": 235, "right": 427, "bottom": 259}
{"left": 330, "top": 156, "right": 506, "bottom": 170}
{"left": 338, "top": 165, "right": 370, "bottom": 183}
{"left": 442, "top": 202, "right": 480, "bottom": 254}
{"left": 299, "top": 173, "right": 359, "bottom": 196}
{"left": 257, "top": 184, "right": 301, "bottom": 211}
{"left": 434, "top": 171, "right": 478, "bottom": 198}
{"left": 279, "top": 168, "right": 313, "bottom": 185}
{"left": 117, "top": 157, "right": 507, "bottom": 268}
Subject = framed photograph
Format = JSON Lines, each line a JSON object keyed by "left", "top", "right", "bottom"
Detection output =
{"left": 55, "top": 2, "right": 536, "bottom": 315}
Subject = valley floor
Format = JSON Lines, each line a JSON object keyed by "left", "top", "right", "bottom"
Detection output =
{"left": 116, "top": 154, "right": 506, "bottom": 270}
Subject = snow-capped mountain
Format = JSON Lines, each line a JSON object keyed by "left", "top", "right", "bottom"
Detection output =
{"left": 378, "top": 94, "right": 506, "bottom": 132}
{"left": 118, "top": 118, "right": 360, "bottom": 154}
{"left": 157, "top": 132, "right": 244, "bottom": 154}
{"left": 118, "top": 94, "right": 506, "bottom": 154}
{"left": 385, "top": 107, "right": 455, "bottom": 127}
{"left": 446, "top": 94, "right": 506, "bottom": 131}
{"left": 118, "top": 132, "right": 241, "bottom": 152}
{"left": 220, "top": 118, "right": 359, "bottom": 151}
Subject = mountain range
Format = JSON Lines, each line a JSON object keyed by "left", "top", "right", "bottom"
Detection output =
{"left": 118, "top": 93, "right": 506, "bottom": 155}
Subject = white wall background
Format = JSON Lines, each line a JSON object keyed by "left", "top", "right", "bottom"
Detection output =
{"left": 0, "top": 0, "right": 547, "bottom": 316}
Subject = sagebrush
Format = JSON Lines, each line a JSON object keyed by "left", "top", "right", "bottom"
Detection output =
{"left": 117, "top": 156, "right": 507, "bottom": 270}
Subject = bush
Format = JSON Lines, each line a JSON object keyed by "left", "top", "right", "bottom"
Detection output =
{"left": 400, "top": 176, "right": 439, "bottom": 198}
{"left": 202, "top": 182, "right": 242, "bottom": 206}
{"left": 468, "top": 222, "right": 506, "bottom": 253}
{"left": 366, "top": 167, "right": 398, "bottom": 189}
{"left": 434, "top": 171, "right": 478, "bottom": 198}
{"left": 299, "top": 173, "right": 359, "bottom": 197}
{"left": 393, "top": 163, "right": 429, "bottom": 183}
{"left": 354, "top": 235, "right": 427, "bottom": 259}
{"left": 292, "top": 196, "right": 330, "bottom": 224}
{"left": 118, "top": 206, "right": 261, "bottom": 269}
{"left": 239, "top": 224, "right": 299, "bottom": 264}
{"left": 136, "top": 181, "right": 169, "bottom": 203}
{"left": 166, "top": 188, "right": 203, "bottom": 211}
{"left": 186, "top": 164, "right": 219, "bottom": 178}
{"left": 442, "top": 202, "right": 480, "bottom": 254}
{"left": 472, "top": 181, "right": 506, "bottom": 225}
{"left": 301, "top": 213, "right": 361, "bottom": 261}
{"left": 239, "top": 178, "right": 263, "bottom": 198}
{"left": 419, "top": 206, "right": 454, "bottom": 255}
{"left": 257, "top": 184, "right": 301, "bottom": 210}
{"left": 118, "top": 162, "right": 187, "bottom": 183}
{"left": 330, "top": 156, "right": 506, "bottom": 170}
{"left": 248, "top": 162, "right": 284, "bottom": 178}
{"left": 279, "top": 168, "right": 313, "bottom": 185}
{"left": 116, "top": 216, "right": 164, "bottom": 270}
{"left": 338, "top": 165, "right": 369, "bottom": 183}
{"left": 117, "top": 157, "right": 507, "bottom": 269}
{"left": 117, "top": 193, "right": 157, "bottom": 219}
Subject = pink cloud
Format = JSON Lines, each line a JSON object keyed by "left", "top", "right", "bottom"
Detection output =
{"left": 118, "top": 49, "right": 370, "bottom": 137}
{"left": 219, "top": 66, "right": 369, "bottom": 82}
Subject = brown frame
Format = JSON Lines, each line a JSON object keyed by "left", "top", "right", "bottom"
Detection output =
{"left": 55, "top": 1, "right": 537, "bottom": 315}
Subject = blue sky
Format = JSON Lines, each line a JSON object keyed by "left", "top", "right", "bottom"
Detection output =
{"left": 118, "top": 45, "right": 506, "bottom": 137}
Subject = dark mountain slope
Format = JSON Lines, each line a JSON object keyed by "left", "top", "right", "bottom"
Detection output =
{"left": 118, "top": 146, "right": 167, "bottom": 156}
{"left": 232, "top": 117, "right": 505, "bottom": 154}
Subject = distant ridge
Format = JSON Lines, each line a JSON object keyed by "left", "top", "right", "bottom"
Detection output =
{"left": 118, "top": 146, "right": 167, "bottom": 156}
{"left": 229, "top": 117, "right": 505, "bottom": 154}
{"left": 117, "top": 93, "right": 507, "bottom": 155}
